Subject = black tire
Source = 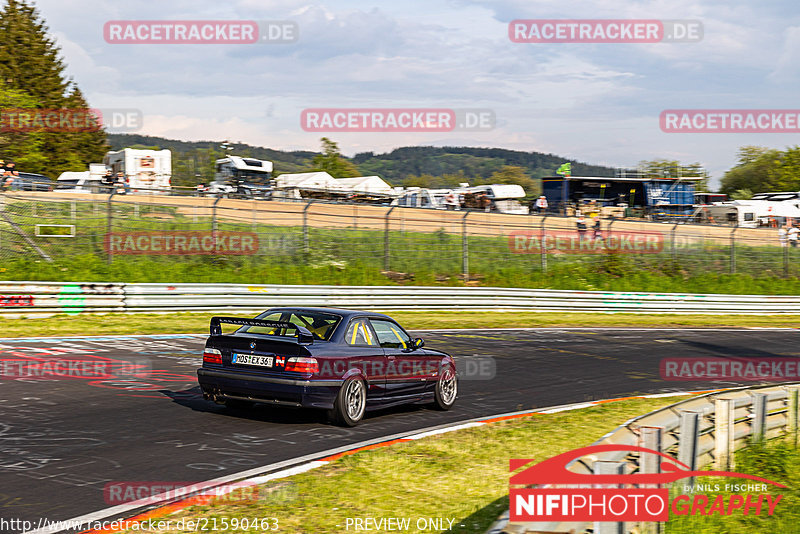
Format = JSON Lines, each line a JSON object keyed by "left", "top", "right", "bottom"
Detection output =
{"left": 432, "top": 365, "right": 457, "bottom": 410}
{"left": 330, "top": 377, "right": 366, "bottom": 426}
{"left": 223, "top": 398, "right": 254, "bottom": 410}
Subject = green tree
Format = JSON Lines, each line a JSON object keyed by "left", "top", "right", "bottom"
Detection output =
{"left": 637, "top": 159, "right": 709, "bottom": 191}
{"left": 720, "top": 146, "right": 783, "bottom": 195}
{"left": 489, "top": 165, "right": 540, "bottom": 196}
{"left": 310, "top": 137, "right": 360, "bottom": 177}
{"left": 729, "top": 188, "right": 754, "bottom": 200}
{"left": 0, "top": 0, "right": 107, "bottom": 176}
{"left": 0, "top": 81, "right": 45, "bottom": 169}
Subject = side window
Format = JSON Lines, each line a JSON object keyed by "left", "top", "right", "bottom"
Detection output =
{"left": 369, "top": 319, "right": 411, "bottom": 349}
{"left": 345, "top": 319, "right": 377, "bottom": 346}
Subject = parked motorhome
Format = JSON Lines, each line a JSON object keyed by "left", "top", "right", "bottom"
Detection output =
{"left": 701, "top": 197, "right": 800, "bottom": 227}
{"left": 103, "top": 149, "right": 171, "bottom": 193}
{"left": 209, "top": 156, "right": 274, "bottom": 198}
{"left": 55, "top": 164, "right": 108, "bottom": 192}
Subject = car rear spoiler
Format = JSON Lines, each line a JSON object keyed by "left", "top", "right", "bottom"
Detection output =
{"left": 209, "top": 316, "right": 314, "bottom": 344}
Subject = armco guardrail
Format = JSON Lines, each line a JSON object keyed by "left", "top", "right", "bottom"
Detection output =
{"left": 500, "top": 383, "right": 800, "bottom": 534}
{"left": 2, "top": 282, "right": 800, "bottom": 316}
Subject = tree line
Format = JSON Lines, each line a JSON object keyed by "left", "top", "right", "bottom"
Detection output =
{"left": 0, "top": 0, "right": 107, "bottom": 177}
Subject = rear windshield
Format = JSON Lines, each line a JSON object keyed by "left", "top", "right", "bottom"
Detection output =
{"left": 239, "top": 310, "right": 341, "bottom": 341}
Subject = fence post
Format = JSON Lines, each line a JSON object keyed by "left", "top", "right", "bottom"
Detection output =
{"left": 384, "top": 206, "right": 395, "bottom": 271}
{"left": 730, "top": 225, "right": 737, "bottom": 274}
{"left": 593, "top": 461, "right": 625, "bottom": 534}
{"left": 212, "top": 195, "right": 221, "bottom": 234}
{"left": 787, "top": 385, "right": 799, "bottom": 447}
{"left": 784, "top": 240, "right": 790, "bottom": 278}
{"left": 303, "top": 199, "right": 314, "bottom": 254}
{"left": 462, "top": 211, "right": 470, "bottom": 282}
{"left": 540, "top": 215, "right": 547, "bottom": 273}
{"left": 106, "top": 190, "right": 116, "bottom": 264}
{"left": 751, "top": 393, "right": 767, "bottom": 443}
{"left": 678, "top": 411, "right": 700, "bottom": 488}
{"left": 715, "top": 397, "right": 736, "bottom": 470}
{"left": 671, "top": 222, "right": 679, "bottom": 262}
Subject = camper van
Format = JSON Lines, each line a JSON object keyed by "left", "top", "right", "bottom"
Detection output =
{"left": 208, "top": 156, "right": 273, "bottom": 198}
{"left": 103, "top": 149, "right": 171, "bottom": 193}
{"left": 392, "top": 183, "right": 529, "bottom": 214}
{"left": 702, "top": 196, "right": 800, "bottom": 227}
{"left": 55, "top": 164, "right": 109, "bottom": 193}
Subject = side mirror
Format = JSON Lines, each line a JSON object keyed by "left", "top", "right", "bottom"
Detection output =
{"left": 412, "top": 338, "right": 424, "bottom": 350}
{"left": 297, "top": 326, "right": 314, "bottom": 345}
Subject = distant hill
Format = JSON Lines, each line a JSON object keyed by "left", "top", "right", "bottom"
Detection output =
{"left": 107, "top": 134, "right": 616, "bottom": 187}
{"left": 352, "top": 146, "right": 615, "bottom": 183}
{"left": 107, "top": 134, "right": 316, "bottom": 175}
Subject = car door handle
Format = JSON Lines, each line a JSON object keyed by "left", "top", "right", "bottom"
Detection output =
{"left": 387, "top": 355, "right": 396, "bottom": 361}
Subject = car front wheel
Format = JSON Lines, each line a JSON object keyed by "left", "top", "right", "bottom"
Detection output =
{"left": 432, "top": 365, "right": 457, "bottom": 410}
{"left": 331, "top": 377, "right": 366, "bottom": 426}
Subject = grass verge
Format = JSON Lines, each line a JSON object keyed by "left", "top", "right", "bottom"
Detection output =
{"left": 2, "top": 312, "right": 799, "bottom": 338}
{"left": 114, "top": 396, "right": 694, "bottom": 534}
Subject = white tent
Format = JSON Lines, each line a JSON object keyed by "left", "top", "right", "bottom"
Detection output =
{"left": 274, "top": 172, "right": 337, "bottom": 190}
{"left": 334, "top": 176, "right": 394, "bottom": 195}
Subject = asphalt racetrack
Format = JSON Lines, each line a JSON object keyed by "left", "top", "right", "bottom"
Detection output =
{"left": 1, "top": 328, "right": 798, "bottom": 533}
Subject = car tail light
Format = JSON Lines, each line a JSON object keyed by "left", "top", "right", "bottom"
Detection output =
{"left": 203, "top": 347, "right": 222, "bottom": 364}
{"left": 284, "top": 357, "right": 319, "bottom": 373}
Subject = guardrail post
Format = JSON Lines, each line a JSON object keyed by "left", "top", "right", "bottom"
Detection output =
{"left": 678, "top": 411, "right": 700, "bottom": 488}
{"left": 540, "top": 215, "right": 547, "bottom": 273}
{"left": 640, "top": 426, "right": 663, "bottom": 476}
{"left": 730, "top": 225, "right": 737, "bottom": 274}
{"left": 106, "top": 190, "right": 116, "bottom": 265}
{"left": 384, "top": 207, "right": 395, "bottom": 271}
{"left": 715, "top": 397, "right": 736, "bottom": 470}
{"left": 303, "top": 200, "right": 314, "bottom": 255}
{"left": 787, "top": 385, "right": 799, "bottom": 447}
{"left": 593, "top": 461, "right": 625, "bottom": 534}
{"left": 212, "top": 196, "right": 221, "bottom": 234}
{"left": 752, "top": 393, "right": 767, "bottom": 443}
{"left": 462, "top": 211, "right": 470, "bottom": 282}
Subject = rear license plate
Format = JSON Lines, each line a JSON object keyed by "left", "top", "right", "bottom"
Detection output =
{"left": 231, "top": 353, "right": 273, "bottom": 367}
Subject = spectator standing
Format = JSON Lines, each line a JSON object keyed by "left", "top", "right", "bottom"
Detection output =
{"left": 444, "top": 190, "right": 459, "bottom": 211}
{"left": 576, "top": 215, "right": 587, "bottom": 240}
{"left": 478, "top": 192, "right": 491, "bottom": 212}
{"left": 789, "top": 225, "right": 799, "bottom": 248}
{"left": 534, "top": 195, "right": 548, "bottom": 214}
{"left": 116, "top": 172, "right": 129, "bottom": 194}
{"left": 101, "top": 170, "right": 114, "bottom": 193}
{"left": 592, "top": 217, "right": 602, "bottom": 239}
{"left": 779, "top": 225, "right": 788, "bottom": 247}
{"left": 4, "top": 161, "right": 19, "bottom": 190}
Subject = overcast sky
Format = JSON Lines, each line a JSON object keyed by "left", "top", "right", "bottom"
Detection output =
{"left": 33, "top": 0, "right": 800, "bottom": 187}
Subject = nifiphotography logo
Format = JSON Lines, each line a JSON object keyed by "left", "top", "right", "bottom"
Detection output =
{"left": 509, "top": 444, "right": 785, "bottom": 523}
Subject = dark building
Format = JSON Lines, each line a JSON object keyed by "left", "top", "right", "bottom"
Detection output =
{"left": 541, "top": 175, "right": 702, "bottom": 217}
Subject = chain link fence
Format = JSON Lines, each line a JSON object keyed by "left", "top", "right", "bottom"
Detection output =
{"left": 0, "top": 191, "right": 793, "bottom": 282}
